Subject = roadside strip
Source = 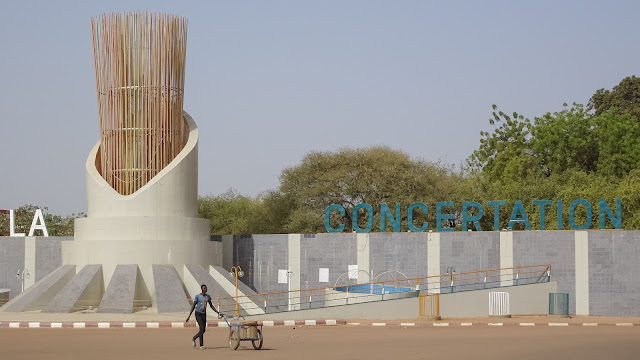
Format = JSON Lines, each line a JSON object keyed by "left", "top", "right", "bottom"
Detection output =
{"left": 1, "top": 321, "right": 638, "bottom": 328}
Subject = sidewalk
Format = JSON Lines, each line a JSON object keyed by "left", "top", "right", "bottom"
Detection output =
{"left": 1, "top": 309, "right": 639, "bottom": 329}
{"left": 0, "top": 308, "right": 345, "bottom": 328}
{"left": 0, "top": 308, "right": 188, "bottom": 322}
{"left": 344, "top": 315, "right": 640, "bottom": 327}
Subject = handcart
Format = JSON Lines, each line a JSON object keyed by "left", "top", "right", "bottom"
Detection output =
{"left": 220, "top": 314, "right": 263, "bottom": 350}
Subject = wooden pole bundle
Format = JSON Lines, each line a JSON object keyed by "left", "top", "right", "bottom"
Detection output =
{"left": 90, "top": 12, "right": 188, "bottom": 195}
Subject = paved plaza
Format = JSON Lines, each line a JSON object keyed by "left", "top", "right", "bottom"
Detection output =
{"left": 1, "top": 323, "right": 639, "bottom": 360}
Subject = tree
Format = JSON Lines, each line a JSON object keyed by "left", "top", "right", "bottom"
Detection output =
{"left": 593, "top": 110, "right": 640, "bottom": 177}
{"left": 466, "top": 96, "right": 639, "bottom": 230}
{"left": 472, "top": 98, "right": 640, "bottom": 181}
{"left": 531, "top": 103, "right": 598, "bottom": 176}
{"left": 198, "top": 189, "right": 265, "bottom": 235}
{"left": 553, "top": 170, "right": 620, "bottom": 229}
{"left": 589, "top": 75, "right": 640, "bottom": 119}
{"left": 255, "top": 190, "right": 296, "bottom": 234}
{"left": 467, "top": 105, "right": 537, "bottom": 182}
{"left": 277, "top": 146, "right": 456, "bottom": 233}
{"left": 531, "top": 103, "right": 640, "bottom": 178}
{"left": 615, "top": 168, "right": 640, "bottom": 229}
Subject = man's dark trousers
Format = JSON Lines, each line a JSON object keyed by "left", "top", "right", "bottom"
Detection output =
{"left": 193, "top": 312, "right": 206, "bottom": 346}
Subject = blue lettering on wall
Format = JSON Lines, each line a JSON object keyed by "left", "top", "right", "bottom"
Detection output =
{"left": 323, "top": 199, "right": 623, "bottom": 233}
{"left": 408, "top": 202, "right": 428, "bottom": 232}
{"left": 600, "top": 198, "right": 621, "bottom": 229}
{"left": 352, "top": 203, "right": 374, "bottom": 233}
{"left": 508, "top": 200, "right": 531, "bottom": 230}
{"left": 569, "top": 199, "right": 592, "bottom": 230}
{"left": 462, "top": 202, "right": 483, "bottom": 231}
{"left": 380, "top": 203, "right": 401, "bottom": 232}
{"left": 325, "top": 204, "right": 345, "bottom": 233}
{"left": 533, "top": 200, "right": 552, "bottom": 230}
{"left": 436, "top": 201, "right": 455, "bottom": 232}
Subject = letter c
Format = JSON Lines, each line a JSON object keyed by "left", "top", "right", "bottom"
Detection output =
{"left": 325, "top": 204, "right": 345, "bottom": 233}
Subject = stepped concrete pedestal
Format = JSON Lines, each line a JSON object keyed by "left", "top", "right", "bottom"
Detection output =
{"left": 153, "top": 264, "right": 191, "bottom": 313}
{"left": 98, "top": 265, "right": 151, "bottom": 313}
{"left": 0, "top": 265, "right": 76, "bottom": 312}
{"left": 42, "top": 265, "right": 103, "bottom": 313}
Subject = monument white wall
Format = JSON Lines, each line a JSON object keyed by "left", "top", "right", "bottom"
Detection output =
{"left": 64, "top": 112, "right": 220, "bottom": 304}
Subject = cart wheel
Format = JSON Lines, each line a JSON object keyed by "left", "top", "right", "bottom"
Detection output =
{"left": 229, "top": 329, "right": 240, "bottom": 350}
{"left": 252, "top": 329, "right": 263, "bottom": 350}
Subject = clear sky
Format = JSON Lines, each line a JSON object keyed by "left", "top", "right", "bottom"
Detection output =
{"left": 1, "top": 0, "right": 639, "bottom": 215}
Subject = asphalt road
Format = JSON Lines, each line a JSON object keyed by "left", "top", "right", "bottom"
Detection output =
{"left": 1, "top": 325, "right": 639, "bottom": 360}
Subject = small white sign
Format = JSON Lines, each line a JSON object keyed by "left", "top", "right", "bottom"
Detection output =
{"left": 348, "top": 265, "right": 358, "bottom": 280}
{"left": 319, "top": 268, "right": 329, "bottom": 283}
{"left": 278, "top": 269, "right": 288, "bottom": 284}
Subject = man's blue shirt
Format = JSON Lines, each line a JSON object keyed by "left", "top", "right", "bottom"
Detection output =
{"left": 194, "top": 294, "right": 212, "bottom": 314}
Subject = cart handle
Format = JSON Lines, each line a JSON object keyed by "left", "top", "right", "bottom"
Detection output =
{"left": 219, "top": 313, "right": 245, "bottom": 327}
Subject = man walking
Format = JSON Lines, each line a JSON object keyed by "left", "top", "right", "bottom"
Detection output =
{"left": 186, "top": 284, "right": 221, "bottom": 349}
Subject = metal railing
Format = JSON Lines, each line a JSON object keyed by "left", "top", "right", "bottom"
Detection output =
{"left": 216, "top": 264, "right": 551, "bottom": 315}
{"left": 0, "top": 265, "right": 550, "bottom": 314}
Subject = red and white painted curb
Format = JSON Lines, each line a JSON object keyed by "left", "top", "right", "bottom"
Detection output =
{"left": 1, "top": 320, "right": 637, "bottom": 328}
{"left": 347, "top": 322, "right": 639, "bottom": 327}
{"left": 0, "top": 320, "right": 345, "bottom": 329}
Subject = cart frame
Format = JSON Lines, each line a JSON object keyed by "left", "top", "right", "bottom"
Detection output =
{"left": 220, "top": 314, "right": 263, "bottom": 350}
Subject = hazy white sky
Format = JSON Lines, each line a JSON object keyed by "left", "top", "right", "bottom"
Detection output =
{"left": 1, "top": 0, "right": 639, "bottom": 215}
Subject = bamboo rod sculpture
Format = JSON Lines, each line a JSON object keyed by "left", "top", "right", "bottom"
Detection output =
{"left": 90, "top": 12, "right": 188, "bottom": 195}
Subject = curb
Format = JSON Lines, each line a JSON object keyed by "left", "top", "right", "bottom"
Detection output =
{"left": 1, "top": 321, "right": 637, "bottom": 328}
{"left": 346, "top": 322, "right": 640, "bottom": 327}
{"left": 0, "top": 320, "right": 346, "bottom": 329}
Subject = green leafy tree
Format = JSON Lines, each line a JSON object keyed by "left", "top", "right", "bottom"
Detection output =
{"left": 256, "top": 190, "right": 297, "bottom": 234}
{"left": 531, "top": 103, "right": 640, "bottom": 178}
{"left": 198, "top": 189, "right": 266, "bottom": 235}
{"left": 615, "top": 169, "right": 640, "bottom": 229}
{"left": 277, "top": 146, "right": 456, "bottom": 233}
{"left": 553, "top": 170, "right": 621, "bottom": 229}
{"left": 467, "top": 91, "right": 640, "bottom": 230}
{"left": 593, "top": 110, "right": 640, "bottom": 177}
{"left": 467, "top": 105, "right": 537, "bottom": 182}
{"left": 531, "top": 103, "right": 598, "bottom": 176}
{"left": 589, "top": 75, "right": 640, "bottom": 119}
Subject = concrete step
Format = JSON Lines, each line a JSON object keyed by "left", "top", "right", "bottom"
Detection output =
{"left": 153, "top": 264, "right": 190, "bottom": 313}
{"left": 98, "top": 265, "right": 151, "bottom": 313}
{"left": 0, "top": 265, "right": 76, "bottom": 312}
{"left": 185, "top": 264, "right": 268, "bottom": 315}
{"left": 209, "top": 265, "right": 265, "bottom": 315}
{"left": 42, "top": 265, "right": 103, "bottom": 313}
{"left": 183, "top": 265, "right": 228, "bottom": 303}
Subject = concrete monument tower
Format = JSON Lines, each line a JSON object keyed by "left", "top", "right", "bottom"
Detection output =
{"left": 62, "top": 12, "right": 219, "bottom": 312}
{"left": 1, "top": 12, "right": 263, "bottom": 315}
